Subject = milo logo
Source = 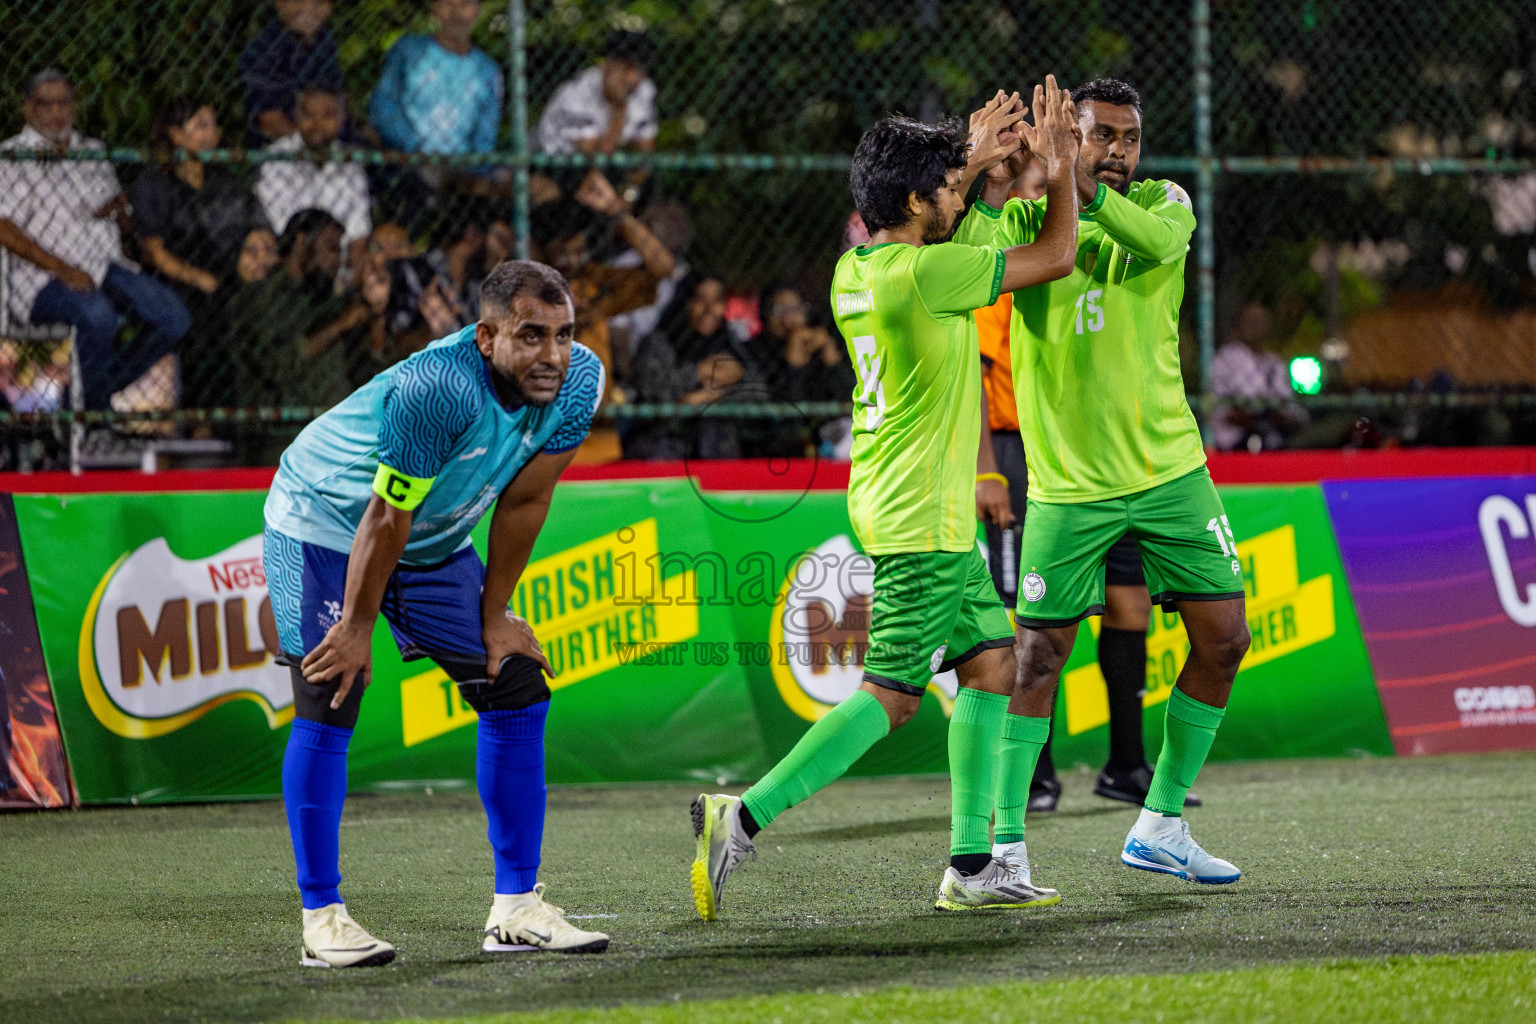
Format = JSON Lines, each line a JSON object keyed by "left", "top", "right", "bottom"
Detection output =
{"left": 79, "top": 536, "right": 294, "bottom": 738}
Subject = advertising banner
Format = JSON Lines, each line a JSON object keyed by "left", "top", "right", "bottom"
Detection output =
{"left": 16, "top": 477, "right": 1393, "bottom": 805}
{"left": 0, "top": 493, "right": 74, "bottom": 810}
{"left": 1324, "top": 476, "right": 1536, "bottom": 756}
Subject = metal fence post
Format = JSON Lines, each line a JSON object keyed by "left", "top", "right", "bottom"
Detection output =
{"left": 509, "top": 0, "right": 531, "bottom": 259}
{"left": 1192, "top": 0, "right": 1216, "bottom": 420}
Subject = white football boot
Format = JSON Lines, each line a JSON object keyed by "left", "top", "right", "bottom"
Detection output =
{"left": 1121, "top": 810, "right": 1241, "bottom": 884}
{"left": 992, "top": 839, "right": 1039, "bottom": 886}
{"left": 482, "top": 883, "right": 610, "bottom": 953}
{"left": 690, "top": 793, "right": 757, "bottom": 921}
{"left": 935, "top": 856, "right": 1061, "bottom": 911}
{"left": 300, "top": 903, "right": 396, "bottom": 968}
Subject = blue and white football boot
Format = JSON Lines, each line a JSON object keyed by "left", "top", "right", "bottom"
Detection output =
{"left": 1121, "top": 809, "right": 1241, "bottom": 884}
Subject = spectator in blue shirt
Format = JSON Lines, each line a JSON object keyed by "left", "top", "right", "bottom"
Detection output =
{"left": 239, "top": 0, "right": 345, "bottom": 145}
{"left": 369, "top": 0, "right": 502, "bottom": 157}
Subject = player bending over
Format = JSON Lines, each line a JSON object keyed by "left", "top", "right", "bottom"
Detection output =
{"left": 263, "top": 260, "right": 610, "bottom": 967}
{"left": 970, "top": 78, "right": 1250, "bottom": 885}
{"left": 690, "top": 80, "right": 1081, "bottom": 919}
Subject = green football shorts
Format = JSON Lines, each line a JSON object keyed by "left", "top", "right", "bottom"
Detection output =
{"left": 862, "top": 547, "right": 1016, "bottom": 696}
{"left": 1015, "top": 467, "right": 1246, "bottom": 628}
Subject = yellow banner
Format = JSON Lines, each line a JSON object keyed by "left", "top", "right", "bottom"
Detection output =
{"left": 1065, "top": 524, "right": 1336, "bottom": 736}
{"left": 401, "top": 519, "right": 698, "bottom": 747}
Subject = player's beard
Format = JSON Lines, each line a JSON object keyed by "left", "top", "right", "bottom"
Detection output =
{"left": 489, "top": 363, "right": 562, "bottom": 409}
{"left": 921, "top": 204, "right": 957, "bottom": 245}
{"left": 1094, "top": 160, "right": 1133, "bottom": 195}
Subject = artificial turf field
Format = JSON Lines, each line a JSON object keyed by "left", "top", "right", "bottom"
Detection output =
{"left": 4, "top": 754, "right": 1534, "bottom": 1024}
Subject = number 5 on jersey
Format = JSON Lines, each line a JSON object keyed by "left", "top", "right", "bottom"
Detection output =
{"left": 1074, "top": 289, "right": 1105, "bottom": 335}
{"left": 851, "top": 334, "right": 886, "bottom": 430}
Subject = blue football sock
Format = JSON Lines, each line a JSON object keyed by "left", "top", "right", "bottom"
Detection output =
{"left": 477, "top": 702, "right": 549, "bottom": 895}
{"left": 282, "top": 718, "right": 352, "bottom": 909}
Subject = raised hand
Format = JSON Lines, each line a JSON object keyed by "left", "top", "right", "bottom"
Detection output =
{"left": 966, "top": 90, "right": 1025, "bottom": 180}
{"left": 1026, "top": 75, "right": 1078, "bottom": 174}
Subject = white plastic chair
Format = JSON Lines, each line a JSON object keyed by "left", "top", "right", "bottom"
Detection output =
{"left": 0, "top": 247, "right": 83, "bottom": 471}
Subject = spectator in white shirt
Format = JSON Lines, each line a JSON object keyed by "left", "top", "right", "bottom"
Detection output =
{"left": 1209, "top": 301, "right": 1308, "bottom": 452}
{"left": 0, "top": 69, "right": 190, "bottom": 409}
{"left": 256, "top": 88, "right": 371, "bottom": 277}
{"left": 535, "top": 31, "right": 658, "bottom": 157}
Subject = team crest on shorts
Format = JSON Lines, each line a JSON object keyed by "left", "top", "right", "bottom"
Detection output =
{"left": 1022, "top": 572, "right": 1047, "bottom": 603}
{"left": 929, "top": 644, "right": 948, "bottom": 673}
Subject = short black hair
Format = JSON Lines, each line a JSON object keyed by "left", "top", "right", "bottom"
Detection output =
{"left": 849, "top": 115, "right": 968, "bottom": 234}
{"left": 480, "top": 260, "right": 572, "bottom": 317}
{"left": 1071, "top": 78, "right": 1142, "bottom": 114}
{"left": 604, "top": 30, "right": 653, "bottom": 69}
{"left": 151, "top": 97, "right": 209, "bottom": 151}
{"left": 278, "top": 208, "right": 342, "bottom": 254}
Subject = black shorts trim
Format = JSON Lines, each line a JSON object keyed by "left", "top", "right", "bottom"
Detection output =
{"left": 937, "top": 634, "right": 1015, "bottom": 673}
{"left": 1150, "top": 589, "right": 1246, "bottom": 613}
{"left": 862, "top": 672, "right": 928, "bottom": 698}
{"left": 1015, "top": 603, "right": 1107, "bottom": 630}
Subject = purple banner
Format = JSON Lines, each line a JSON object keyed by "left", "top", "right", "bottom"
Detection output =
{"left": 1324, "top": 476, "right": 1536, "bottom": 756}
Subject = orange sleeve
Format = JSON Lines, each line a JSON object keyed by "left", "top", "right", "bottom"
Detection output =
{"left": 975, "top": 292, "right": 1012, "bottom": 366}
{"left": 974, "top": 293, "right": 1018, "bottom": 432}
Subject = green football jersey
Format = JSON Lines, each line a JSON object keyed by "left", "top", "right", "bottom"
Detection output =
{"left": 831, "top": 226, "right": 1005, "bottom": 553}
{"left": 965, "top": 180, "right": 1206, "bottom": 504}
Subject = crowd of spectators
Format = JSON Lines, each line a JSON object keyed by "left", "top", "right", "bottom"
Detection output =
{"left": 0, "top": 0, "right": 850, "bottom": 463}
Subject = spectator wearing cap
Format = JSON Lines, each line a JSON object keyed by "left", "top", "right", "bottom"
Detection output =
{"left": 534, "top": 30, "right": 658, "bottom": 156}
{"left": 239, "top": 0, "right": 345, "bottom": 146}
{"left": 0, "top": 70, "right": 191, "bottom": 410}
{"left": 370, "top": 0, "right": 502, "bottom": 159}
{"left": 256, "top": 88, "right": 372, "bottom": 278}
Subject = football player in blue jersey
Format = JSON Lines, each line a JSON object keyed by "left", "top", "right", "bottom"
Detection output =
{"left": 263, "top": 260, "right": 609, "bottom": 967}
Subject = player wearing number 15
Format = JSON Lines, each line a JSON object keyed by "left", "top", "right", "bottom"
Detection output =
{"left": 689, "top": 80, "right": 1087, "bottom": 919}
{"left": 969, "top": 78, "right": 1251, "bottom": 884}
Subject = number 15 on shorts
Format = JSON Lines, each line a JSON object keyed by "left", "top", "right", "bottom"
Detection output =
{"left": 1207, "top": 514, "right": 1242, "bottom": 576}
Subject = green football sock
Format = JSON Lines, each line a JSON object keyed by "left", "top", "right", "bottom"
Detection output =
{"left": 1145, "top": 686, "right": 1226, "bottom": 816}
{"left": 947, "top": 688, "right": 1010, "bottom": 856}
{"left": 741, "top": 688, "right": 890, "bottom": 830}
{"left": 993, "top": 713, "right": 1051, "bottom": 843}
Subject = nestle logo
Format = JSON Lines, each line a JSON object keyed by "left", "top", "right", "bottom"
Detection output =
{"left": 208, "top": 557, "right": 267, "bottom": 593}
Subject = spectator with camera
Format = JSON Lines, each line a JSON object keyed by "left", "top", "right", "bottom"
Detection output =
{"left": 0, "top": 70, "right": 190, "bottom": 410}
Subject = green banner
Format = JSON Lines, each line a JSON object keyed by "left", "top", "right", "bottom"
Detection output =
{"left": 14, "top": 480, "right": 1390, "bottom": 806}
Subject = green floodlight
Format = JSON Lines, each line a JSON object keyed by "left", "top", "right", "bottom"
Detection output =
{"left": 1289, "top": 355, "right": 1324, "bottom": 395}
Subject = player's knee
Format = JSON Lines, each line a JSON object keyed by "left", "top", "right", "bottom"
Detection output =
{"left": 457, "top": 655, "right": 551, "bottom": 713}
{"left": 1197, "top": 619, "right": 1250, "bottom": 678}
{"left": 288, "top": 665, "right": 365, "bottom": 730}
{"left": 1014, "top": 634, "right": 1068, "bottom": 695}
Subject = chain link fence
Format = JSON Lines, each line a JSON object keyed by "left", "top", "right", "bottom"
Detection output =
{"left": 1, "top": 0, "right": 1534, "bottom": 469}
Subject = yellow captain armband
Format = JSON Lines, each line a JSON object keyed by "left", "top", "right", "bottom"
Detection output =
{"left": 372, "top": 463, "right": 434, "bottom": 511}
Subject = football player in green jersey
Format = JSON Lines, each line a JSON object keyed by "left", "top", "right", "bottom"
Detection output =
{"left": 967, "top": 78, "right": 1249, "bottom": 885}
{"left": 690, "top": 80, "right": 1084, "bottom": 919}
